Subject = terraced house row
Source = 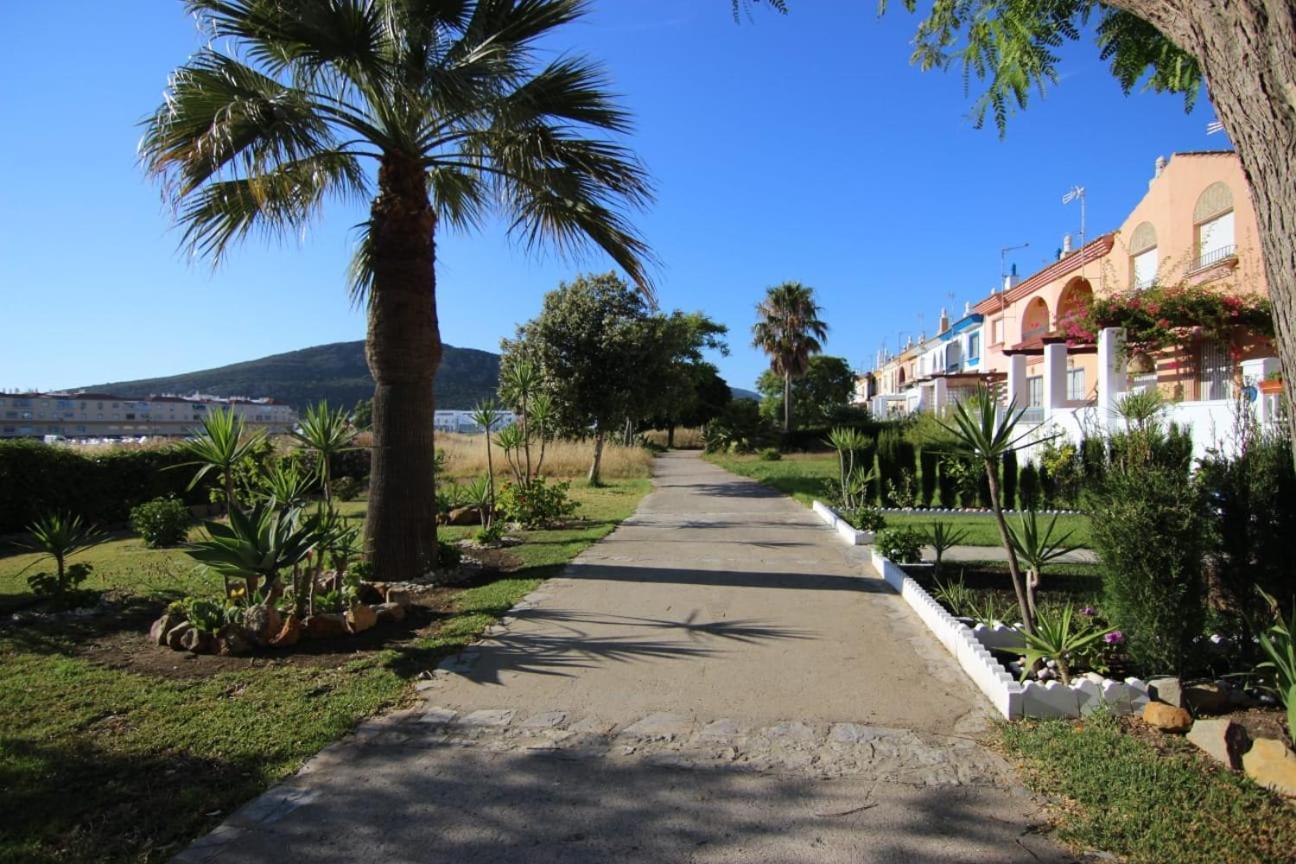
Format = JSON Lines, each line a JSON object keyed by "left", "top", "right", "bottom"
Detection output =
{"left": 0, "top": 392, "right": 298, "bottom": 439}
{"left": 860, "top": 150, "right": 1282, "bottom": 458}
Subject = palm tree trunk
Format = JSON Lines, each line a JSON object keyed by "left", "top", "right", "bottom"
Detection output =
{"left": 223, "top": 466, "right": 235, "bottom": 516}
{"left": 484, "top": 435, "right": 495, "bottom": 529}
{"left": 782, "top": 372, "right": 791, "bottom": 433}
{"left": 985, "top": 458, "right": 1034, "bottom": 634}
{"left": 364, "top": 155, "right": 442, "bottom": 581}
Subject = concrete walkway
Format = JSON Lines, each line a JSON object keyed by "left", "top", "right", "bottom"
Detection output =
{"left": 178, "top": 452, "right": 1069, "bottom": 864}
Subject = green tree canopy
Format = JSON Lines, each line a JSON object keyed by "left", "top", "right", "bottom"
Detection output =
{"left": 757, "top": 355, "right": 855, "bottom": 429}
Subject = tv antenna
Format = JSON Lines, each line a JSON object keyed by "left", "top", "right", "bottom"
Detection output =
{"left": 1062, "top": 185, "right": 1086, "bottom": 250}
{"left": 1206, "top": 119, "right": 1225, "bottom": 135}
{"left": 999, "top": 242, "right": 1029, "bottom": 287}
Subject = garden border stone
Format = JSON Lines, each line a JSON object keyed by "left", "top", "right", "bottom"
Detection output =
{"left": 810, "top": 500, "right": 875, "bottom": 545}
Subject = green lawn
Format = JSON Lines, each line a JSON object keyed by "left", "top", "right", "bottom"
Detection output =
{"left": 1000, "top": 712, "right": 1296, "bottom": 864}
{"left": 0, "top": 479, "right": 649, "bottom": 864}
{"left": 704, "top": 452, "right": 1092, "bottom": 547}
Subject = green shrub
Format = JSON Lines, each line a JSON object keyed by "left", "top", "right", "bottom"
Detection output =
{"left": 1001, "top": 450, "right": 1018, "bottom": 510}
{"left": 129, "top": 496, "right": 193, "bottom": 547}
{"left": 438, "top": 540, "right": 463, "bottom": 570}
{"left": 874, "top": 526, "right": 925, "bottom": 564}
{"left": 844, "top": 506, "right": 886, "bottom": 532}
{"left": 703, "top": 400, "right": 774, "bottom": 453}
{"left": 1019, "top": 462, "right": 1041, "bottom": 510}
{"left": 498, "top": 478, "right": 578, "bottom": 528}
{"left": 918, "top": 447, "right": 938, "bottom": 507}
{"left": 1086, "top": 426, "right": 1205, "bottom": 675}
{"left": 936, "top": 457, "right": 958, "bottom": 508}
{"left": 329, "top": 475, "right": 364, "bottom": 501}
{"left": 182, "top": 597, "right": 226, "bottom": 634}
{"left": 758, "top": 447, "right": 782, "bottom": 461}
{"left": 0, "top": 440, "right": 211, "bottom": 533}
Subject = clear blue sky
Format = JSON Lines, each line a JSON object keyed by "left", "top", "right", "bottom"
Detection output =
{"left": 0, "top": 1, "right": 1223, "bottom": 394}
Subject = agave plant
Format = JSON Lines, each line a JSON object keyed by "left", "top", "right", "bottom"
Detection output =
{"left": 174, "top": 407, "right": 266, "bottom": 513}
{"left": 186, "top": 502, "right": 317, "bottom": 599}
{"left": 292, "top": 401, "right": 355, "bottom": 502}
{"left": 1006, "top": 510, "right": 1082, "bottom": 619}
{"left": 927, "top": 521, "right": 969, "bottom": 580}
{"left": 1013, "top": 603, "right": 1115, "bottom": 685}
{"left": 16, "top": 512, "right": 104, "bottom": 600}
{"left": 1256, "top": 589, "right": 1296, "bottom": 740}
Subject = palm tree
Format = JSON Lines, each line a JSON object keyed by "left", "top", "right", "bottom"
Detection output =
{"left": 142, "top": 0, "right": 653, "bottom": 581}
{"left": 751, "top": 282, "right": 828, "bottom": 432}
{"left": 292, "top": 401, "right": 355, "bottom": 503}
{"left": 175, "top": 407, "right": 266, "bottom": 513}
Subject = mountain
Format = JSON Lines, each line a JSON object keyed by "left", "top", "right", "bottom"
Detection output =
{"left": 729, "top": 386, "right": 760, "bottom": 401}
{"left": 81, "top": 341, "right": 500, "bottom": 411}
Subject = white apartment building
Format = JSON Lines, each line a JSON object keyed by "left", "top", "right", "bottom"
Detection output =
{"left": 0, "top": 392, "right": 297, "bottom": 439}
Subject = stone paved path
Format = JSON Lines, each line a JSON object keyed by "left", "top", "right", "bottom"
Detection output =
{"left": 177, "top": 452, "right": 1072, "bottom": 864}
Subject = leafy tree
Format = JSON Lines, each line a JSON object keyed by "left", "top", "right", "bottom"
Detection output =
{"left": 502, "top": 272, "right": 654, "bottom": 485}
{"left": 142, "top": 0, "right": 652, "bottom": 580}
{"left": 351, "top": 398, "right": 372, "bottom": 431}
{"left": 644, "top": 313, "right": 731, "bottom": 445}
{"left": 756, "top": 355, "right": 854, "bottom": 429}
{"left": 747, "top": 0, "right": 1296, "bottom": 454}
{"left": 751, "top": 282, "right": 829, "bottom": 432}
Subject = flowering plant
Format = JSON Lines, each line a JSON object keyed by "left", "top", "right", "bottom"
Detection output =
{"left": 1060, "top": 283, "right": 1272, "bottom": 353}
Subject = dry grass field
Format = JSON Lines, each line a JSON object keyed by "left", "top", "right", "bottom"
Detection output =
{"left": 437, "top": 432, "right": 655, "bottom": 480}
{"left": 640, "top": 427, "right": 705, "bottom": 449}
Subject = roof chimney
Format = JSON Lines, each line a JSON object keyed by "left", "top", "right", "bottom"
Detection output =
{"left": 1149, "top": 154, "right": 1167, "bottom": 188}
{"left": 963, "top": 300, "right": 973, "bottom": 317}
{"left": 1002, "top": 263, "right": 1020, "bottom": 292}
{"left": 938, "top": 308, "right": 950, "bottom": 334}
{"left": 1060, "top": 234, "right": 1073, "bottom": 259}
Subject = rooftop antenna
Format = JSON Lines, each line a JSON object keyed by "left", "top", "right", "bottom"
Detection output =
{"left": 1062, "top": 185, "right": 1086, "bottom": 251}
{"left": 1206, "top": 119, "right": 1225, "bottom": 135}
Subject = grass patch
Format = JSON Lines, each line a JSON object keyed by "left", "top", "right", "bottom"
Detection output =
{"left": 704, "top": 453, "right": 1092, "bottom": 547}
{"left": 0, "top": 479, "right": 649, "bottom": 864}
{"left": 1000, "top": 712, "right": 1296, "bottom": 864}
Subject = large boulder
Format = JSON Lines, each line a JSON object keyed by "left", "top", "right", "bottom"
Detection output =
{"left": 1143, "top": 701, "right": 1193, "bottom": 733}
{"left": 374, "top": 602, "right": 406, "bottom": 624}
{"left": 304, "top": 613, "right": 349, "bottom": 640}
{"left": 216, "top": 624, "right": 255, "bottom": 657}
{"left": 179, "top": 627, "right": 215, "bottom": 654}
{"left": 1148, "top": 677, "right": 1183, "bottom": 708}
{"left": 165, "top": 622, "right": 193, "bottom": 651}
{"left": 1186, "top": 718, "right": 1250, "bottom": 770}
{"left": 243, "top": 604, "right": 282, "bottom": 646}
{"left": 345, "top": 604, "right": 378, "bottom": 635}
{"left": 447, "top": 507, "right": 482, "bottom": 526}
{"left": 150, "top": 612, "right": 184, "bottom": 646}
{"left": 1242, "top": 737, "right": 1296, "bottom": 797}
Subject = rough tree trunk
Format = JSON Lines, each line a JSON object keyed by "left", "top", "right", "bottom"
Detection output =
{"left": 1108, "top": 0, "right": 1296, "bottom": 457}
{"left": 364, "top": 155, "right": 442, "bottom": 581}
{"left": 588, "top": 427, "right": 605, "bottom": 486}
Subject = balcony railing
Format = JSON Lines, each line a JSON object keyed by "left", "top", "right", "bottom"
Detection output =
{"left": 1020, "top": 406, "right": 1045, "bottom": 425}
{"left": 1190, "top": 243, "right": 1237, "bottom": 273}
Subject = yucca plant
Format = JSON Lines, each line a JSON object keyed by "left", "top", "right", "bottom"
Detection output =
{"left": 463, "top": 475, "right": 493, "bottom": 529}
{"left": 529, "top": 393, "right": 555, "bottom": 477}
{"left": 927, "top": 521, "right": 969, "bottom": 580}
{"left": 174, "top": 407, "right": 266, "bottom": 513}
{"left": 1006, "top": 510, "right": 1082, "bottom": 619}
{"left": 186, "top": 502, "right": 317, "bottom": 599}
{"left": 1014, "top": 603, "right": 1115, "bottom": 685}
{"left": 292, "top": 401, "right": 355, "bottom": 502}
{"left": 142, "top": 0, "right": 653, "bottom": 582}
{"left": 501, "top": 360, "right": 542, "bottom": 481}
{"left": 494, "top": 424, "right": 528, "bottom": 486}
{"left": 827, "top": 427, "right": 875, "bottom": 509}
{"left": 938, "top": 389, "right": 1040, "bottom": 633}
{"left": 16, "top": 512, "right": 104, "bottom": 601}
{"left": 1256, "top": 589, "right": 1296, "bottom": 740}
{"left": 258, "top": 458, "right": 315, "bottom": 508}
{"left": 469, "top": 399, "right": 503, "bottom": 525}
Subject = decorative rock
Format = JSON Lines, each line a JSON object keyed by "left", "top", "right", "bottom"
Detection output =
{"left": 447, "top": 506, "right": 481, "bottom": 526}
{"left": 179, "top": 627, "right": 215, "bottom": 654}
{"left": 385, "top": 587, "right": 414, "bottom": 607}
{"left": 374, "top": 602, "right": 406, "bottom": 624}
{"left": 345, "top": 604, "right": 378, "bottom": 634}
{"left": 216, "top": 623, "right": 254, "bottom": 656}
{"left": 1242, "top": 737, "right": 1296, "bottom": 797}
{"left": 1186, "top": 718, "right": 1250, "bottom": 770}
{"left": 1022, "top": 680, "right": 1080, "bottom": 718}
{"left": 621, "top": 712, "right": 692, "bottom": 742}
{"left": 150, "top": 612, "right": 183, "bottom": 646}
{"left": 269, "top": 613, "right": 301, "bottom": 648}
{"left": 1148, "top": 676, "right": 1183, "bottom": 708}
{"left": 1183, "top": 681, "right": 1231, "bottom": 715}
{"left": 243, "top": 604, "right": 282, "bottom": 646}
{"left": 355, "top": 582, "right": 385, "bottom": 605}
{"left": 1072, "top": 677, "right": 1105, "bottom": 716}
{"left": 304, "top": 613, "right": 349, "bottom": 640}
{"left": 1143, "top": 701, "right": 1193, "bottom": 733}
{"left": 165, "top": 622, "right": 193, "bottom": 650}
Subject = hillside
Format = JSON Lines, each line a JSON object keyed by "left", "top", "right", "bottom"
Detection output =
{"left": 81, "top": 341, "right": 500, "bottom": 411}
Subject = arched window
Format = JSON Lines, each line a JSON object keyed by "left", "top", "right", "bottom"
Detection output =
{"left": 1021, "top": 297, "right": 1050, "bottom": 341}
{"left": 1193, "top": 181, "right": 1235, "bottom": 269}
{"left": 945, "top": 340, "right": 962, "bottom": 371}
{"left": 1129, "top": 221, "right": 1158, "bottom": 289}
{"left": 1056, "top": 277, "right": 1094, "bottom": 332}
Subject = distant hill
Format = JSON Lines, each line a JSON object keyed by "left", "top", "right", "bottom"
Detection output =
{"left": 81, "top": 341, "right": 500, "bottom": 411}
{"left": 730, "top": 386, "right": 759, "bottom": 401}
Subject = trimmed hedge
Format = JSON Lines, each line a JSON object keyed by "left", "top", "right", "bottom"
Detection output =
{"left": 0, "top": 441, "right": 212, "bottom": 534}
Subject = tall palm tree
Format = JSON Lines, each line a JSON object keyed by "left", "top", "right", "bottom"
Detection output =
{"left": 142, "top": 0, "right": 653, "bottom": 580}
{"left": 751, "top": 282, "right": 828, "bottom": 432}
